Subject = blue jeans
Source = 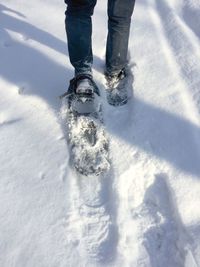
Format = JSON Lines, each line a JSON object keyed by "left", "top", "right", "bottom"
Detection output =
{"left": 64, "top": 0, "right": 135, "bottom": 76}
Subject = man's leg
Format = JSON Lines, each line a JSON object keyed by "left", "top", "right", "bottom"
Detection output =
{"left": 106, "top": 0, "right": 135, "bottom": 75}
{"left": 65, "top": 0, "right": 97, "bottom": 77}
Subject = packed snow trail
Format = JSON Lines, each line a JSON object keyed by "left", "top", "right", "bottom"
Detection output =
{"left": 1, "top": 0, "right": 200, "bottom": 266}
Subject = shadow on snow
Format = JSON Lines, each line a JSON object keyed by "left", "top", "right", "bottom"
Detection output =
{"left": 0, "top": 4, "right": 200, "bottom": 177}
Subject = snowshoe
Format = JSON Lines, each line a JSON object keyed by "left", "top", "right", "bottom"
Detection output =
{"left": 60, "top": 75, "right": 110, "bottom": 176}
{"left": 105, "top": 67, "right": 133, "bottom": 106}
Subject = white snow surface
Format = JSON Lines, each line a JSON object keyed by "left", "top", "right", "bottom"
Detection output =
{"left": 1, "top": 0, "right": 200, "bottom": 266}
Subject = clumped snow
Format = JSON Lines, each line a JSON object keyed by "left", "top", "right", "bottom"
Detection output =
{"left": 0, "top": 0, "right": 200, "bottom": 266}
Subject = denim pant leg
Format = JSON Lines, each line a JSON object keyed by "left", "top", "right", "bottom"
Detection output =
{"left": 65, "top": 0, "right": 97, "bottom": 76}
{"left": 106, "top": 0, "right": 135, "bottom": 75}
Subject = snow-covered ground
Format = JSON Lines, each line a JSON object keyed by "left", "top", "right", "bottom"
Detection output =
{"left": 1, "top": 0, "right": 200, "bottom": 266}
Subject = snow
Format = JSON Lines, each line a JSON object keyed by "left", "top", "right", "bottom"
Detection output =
{"left": 0, "top": 0, "right": 200, "bottom": 266}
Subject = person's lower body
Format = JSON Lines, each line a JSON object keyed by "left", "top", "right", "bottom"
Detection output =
{"left": 64, "top": 0, "right": 97, "bottom": 77}
{"left": 106, "top": 0, "right": 135, "bottom": 75}
{"left": 64, "top": 0, "right": 135, "bottom": 77}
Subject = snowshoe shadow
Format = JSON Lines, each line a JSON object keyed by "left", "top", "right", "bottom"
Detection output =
{"left": 136, "top": 173, "right": 187, "bottom": 267}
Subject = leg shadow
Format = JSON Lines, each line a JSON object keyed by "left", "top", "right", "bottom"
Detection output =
{"left": 140, "top": 174, "right": 186, "bottom": 267}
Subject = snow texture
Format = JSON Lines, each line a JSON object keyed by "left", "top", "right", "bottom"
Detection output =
{"left": 0, "top": 0, "right": 200, "bottom": 266}
{"left": 60, "top": 96, "right": 110, "bottom": 176}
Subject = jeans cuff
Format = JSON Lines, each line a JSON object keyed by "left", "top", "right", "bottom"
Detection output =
{"left": 75, "top": 69, "right": 92, "bottom": 78}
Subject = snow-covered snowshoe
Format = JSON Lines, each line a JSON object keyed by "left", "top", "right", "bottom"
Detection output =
{"left": 60, "top": 74, "right": 100, "bottom": 115}
{"left": 60, "top": 75, "right": 110, "bottom": 176}
{"left": 105, "top": 67, "right": 133, "bottom": 106}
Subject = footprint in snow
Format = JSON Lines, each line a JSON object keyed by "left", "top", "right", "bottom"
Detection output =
{"left": 76, "top": 173, "right": 117, "bottom": 263}
{"left": 80, "top": 203, "right": 116, "bottom": 263}
{"left": 134, "top": 173, "right": 186, "bottom": 267}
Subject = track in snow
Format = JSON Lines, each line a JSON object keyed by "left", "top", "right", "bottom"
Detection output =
{"left": 131, "top": 173, "right": 186, "bottom": 267}
{"left": 62, "top": 169, "right": 118, "bottom": 265}
{"left": 154, "top": 0, "right": 200, "bottom": 119}
{"left": 1, "top": 0, "right": 200, "bottom": 266}
{"left": 59, "top": 94, "right": 120, "bottom": 264}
